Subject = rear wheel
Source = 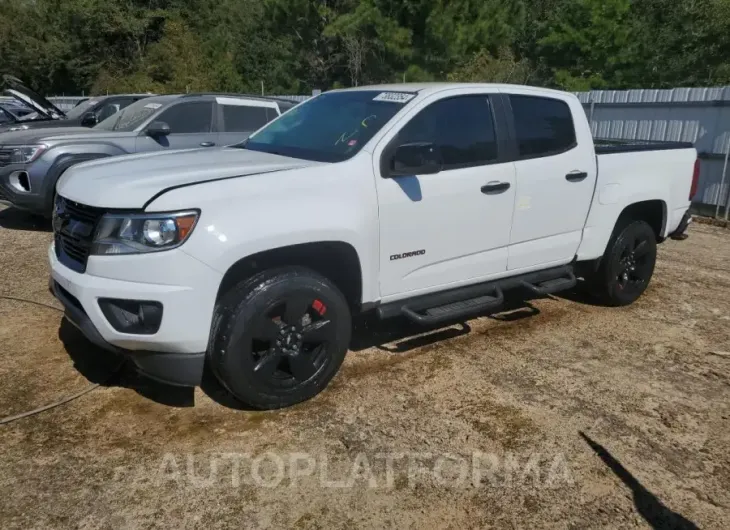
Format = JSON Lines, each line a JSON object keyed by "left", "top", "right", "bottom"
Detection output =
{"left": 208, "top": 267, "right": 351, "bottom": 409}
{"left": 591, "top": 220, "right": 658, "bottom": 306}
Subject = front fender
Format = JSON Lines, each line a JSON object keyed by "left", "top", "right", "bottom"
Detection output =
{"left": 145, "top": 160, "right": 381, "bottom": 303}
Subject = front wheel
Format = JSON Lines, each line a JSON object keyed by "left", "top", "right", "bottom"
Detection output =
{"left": 208, "top": 267, "right": 352, "bottom": 410}
{"left": 590, "top": 220, "right": 658, "bottom": 306}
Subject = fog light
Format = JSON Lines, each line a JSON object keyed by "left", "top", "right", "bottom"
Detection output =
{"left": 9, "top": 171, "right": 31, "bottom": 192}
{"left": 98, "top": 299, "right": 163, "bottom": 335}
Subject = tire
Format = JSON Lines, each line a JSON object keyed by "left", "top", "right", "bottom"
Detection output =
{"left": 208, "top": 267, "right": 352, "bottom": 410}
{"left": 591, "top": 219, "right": 658, "bottom": 307}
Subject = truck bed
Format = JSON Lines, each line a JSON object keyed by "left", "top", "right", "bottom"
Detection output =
{"left": 594, "top": 138, "right": 694, "bottom": 155}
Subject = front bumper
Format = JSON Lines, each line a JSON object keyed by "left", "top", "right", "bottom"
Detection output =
{"left": 49, "top": 244, "right": 223, "bottom": 386}
{"left": 0, "top": 163, "right": 44, "bottom": 213}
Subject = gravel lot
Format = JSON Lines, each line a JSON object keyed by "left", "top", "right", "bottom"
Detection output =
{"left": 1, "top": 205, "right": 729, "bottom": 529}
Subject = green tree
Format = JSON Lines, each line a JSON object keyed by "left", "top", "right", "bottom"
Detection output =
{"left": 535, "top": 0, "right": 639, "bottom": 90}
{"left": 448, "top": 48, "right": 533, "bottom": 84}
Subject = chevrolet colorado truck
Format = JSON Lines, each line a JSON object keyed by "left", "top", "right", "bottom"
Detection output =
{"left": 0, "top": 93, "right": 294, "bottom": 215}
{"left": 49, "top": 83, "right": 697, "bottom": 409}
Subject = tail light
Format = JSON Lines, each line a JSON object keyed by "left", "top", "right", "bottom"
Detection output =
{"left": 689, "top": 158, "right": 700, "bottom": 200}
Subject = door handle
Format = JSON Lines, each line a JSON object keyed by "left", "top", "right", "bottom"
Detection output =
{"left": 481, "top": 181, "right": 511, "bottom": 194}
{"left": 200, "top": 141, "right": 215, "bottom": 147}
{"left": 566, "top": 171, "right": 588, "bottom": 182}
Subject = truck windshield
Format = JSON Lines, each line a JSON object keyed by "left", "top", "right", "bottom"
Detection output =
{"left": 238, "top": 91, "right": 412, "bottom": 162}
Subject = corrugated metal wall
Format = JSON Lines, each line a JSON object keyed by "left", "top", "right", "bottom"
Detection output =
{"left": 576, "top": 87, "right": 730, "bottom": 215}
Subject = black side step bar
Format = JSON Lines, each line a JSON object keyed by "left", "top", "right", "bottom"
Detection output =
{"left": 377, "top": 265, "right": 577, "bottom": 325}
{"left": 520, "top": 271, "right": 577, "bottom": 296}
{"left": 402, "top": 287, "right": 504, "bottom": 325}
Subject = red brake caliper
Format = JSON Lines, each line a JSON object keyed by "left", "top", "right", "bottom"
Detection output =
{"left": 312, "top": 299, "right": 327, "bottom": 316}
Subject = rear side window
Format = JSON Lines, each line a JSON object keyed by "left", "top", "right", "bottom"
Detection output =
{"left": 509, "top": 95, "right": 576, "bottom": 158}
{"left": 397, "top": 96, "right": 498, "bottom": 170}
{"left": 266, "top": 107, "right": 279, "bottom": 121}
{"left": 222, "top": 104, "right": 271, "bottom": 132}
{"left": 157, "top": 101, "right": 213, "bottom": 134}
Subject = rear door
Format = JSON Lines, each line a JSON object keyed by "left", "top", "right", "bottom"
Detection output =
{"left": 505, "top": 91, "right": 597, "bottom": 270}
{"left": 135, "top": 101, "right": 218, "bottom": 152}
{"left": 216, "top": 97, "right": 280, "bottom": 145}
{"left": 374, "top": 91, "right": 516, "bottom": 299}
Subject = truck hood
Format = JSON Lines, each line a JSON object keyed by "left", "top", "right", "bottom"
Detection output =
{"left": 57, "top": 147, "right": 325, "bottom": 209}
{"left": 2, "top": 75, "right": 65, "bottom": 120}
{"left": 0, "top": 127, "right": 127, "bottom": 145}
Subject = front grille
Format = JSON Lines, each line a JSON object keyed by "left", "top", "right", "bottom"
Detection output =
{"left": 0, "top": 148, "right": 13, "bottom": 168}
{"left": 54, "top": 197, "right": 105, "bottom": 273}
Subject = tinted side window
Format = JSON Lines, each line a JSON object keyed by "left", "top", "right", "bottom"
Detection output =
{"left": 396, "top": 96, "right": 497, "bottom": 170}
{"left": 96, "top": 102, "right": 121, "bottom": 122}
{"left": 510, "top": 95, "right": 576, "bottom": 158}
{"left": 266, "top": 107, "right": 279, "bottom": 121}
{"left": 222, "top": 104, "right": 270, "bottom": 132}
{"left": 156, "top": 102, "right": 213, "bottom": 134}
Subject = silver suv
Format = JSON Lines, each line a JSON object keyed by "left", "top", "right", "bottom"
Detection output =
{"left": 0, "top": 93, "right": 295, "bottom": 216}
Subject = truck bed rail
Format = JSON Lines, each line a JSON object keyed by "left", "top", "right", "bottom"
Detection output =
{"left": 594, "top": 138, "right": 694, "bottom": 154}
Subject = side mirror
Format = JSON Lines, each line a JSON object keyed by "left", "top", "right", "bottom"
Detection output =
{"left": 80, "top": 112, "right": 98, "bottom": 127}
{"left": 388, "top": 142, "right": 442, "bottom": 177}
{"left": 146, "top": 121, "right": 171, "bottom": 137}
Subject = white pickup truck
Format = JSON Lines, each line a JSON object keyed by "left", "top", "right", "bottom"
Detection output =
{"left": 49, "top": 83, "right": 697, "bottom": 409}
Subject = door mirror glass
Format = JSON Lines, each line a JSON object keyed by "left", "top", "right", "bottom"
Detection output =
{"left": 389, "top": 142, "right": 442, "bottom": 177}
{"left": 146, "top": 121, "right": 171, "bottom": 137}
{"left": 80, "top": 112, "right": 98, "bottom": 127}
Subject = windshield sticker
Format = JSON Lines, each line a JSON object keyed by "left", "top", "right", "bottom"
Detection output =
{"left": 144, "top": 103, "right": 162, "bottom": 109}
{"left": 373, "top": 92, "right": 415, "bottom": 104}
{"left": 361, "top": 114, "right": 377, "bottom": 128}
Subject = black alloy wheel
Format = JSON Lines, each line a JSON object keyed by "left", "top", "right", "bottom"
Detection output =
{"left": 593, "top": 219, "right": 658, "bottom": 307}
{"left": 209, "top": 267, "right": 351, "bottom": 409}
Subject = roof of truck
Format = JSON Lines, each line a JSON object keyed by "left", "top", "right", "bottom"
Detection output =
{"left": 339, "top": 82, "right": 571, "bottom": 98}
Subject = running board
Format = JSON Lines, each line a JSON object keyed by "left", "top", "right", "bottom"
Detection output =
{"left": 376, "top": 265, "right": 576, "bottom": 325}
{"left": 402, "top": 288, "right": 504, "bottom": 325}
{"left": 520, "top": 271, "right": 577, "bottom": 296}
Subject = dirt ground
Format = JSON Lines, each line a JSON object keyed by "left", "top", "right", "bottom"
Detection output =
{"left": 0, "top": 204, "right": 728, "bottom": 529}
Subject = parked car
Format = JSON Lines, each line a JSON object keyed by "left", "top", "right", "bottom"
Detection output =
{"left": 0, "top": 103, "right": 25, "bottom": 126}
{"left": 0, "top": 100, "right": 33, "bottom": 124}
{"left": 49, "top": 83, "right": 696, "bottom": 409}
{"left": 1, "top": 75, "right": 153, "bottom": 132}
{"left": 0, "top": 93, "right": 295, "bottom": 215}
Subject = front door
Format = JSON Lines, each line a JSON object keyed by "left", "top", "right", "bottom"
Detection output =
{"left": 374, "top": 93, "right": 516, "bottom": 300}
{"left": 136, "top": 101, "right": 218, "bottom": 153}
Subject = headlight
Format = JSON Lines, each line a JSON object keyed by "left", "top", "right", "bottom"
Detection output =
{"left": 91, "top": 211, "right": 199, "bottom": 255}
{"left": 7, "top": 144, "right": 46, "bottom": 163}
{"left": 7, "top": 125, "right": 29, "bottom": 132}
